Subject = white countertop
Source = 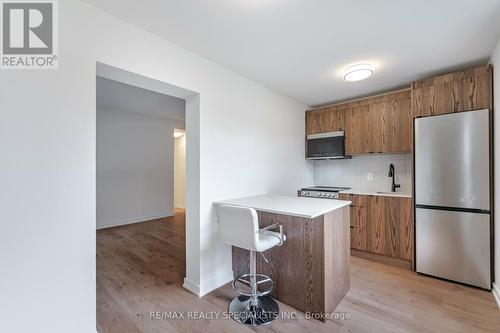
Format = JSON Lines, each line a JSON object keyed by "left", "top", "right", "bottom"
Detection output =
{"left": 339, "top": 189, "right": 412, "bottom": 198}
{"left": 214, "top": 195, "right": 351, "bottom": 219}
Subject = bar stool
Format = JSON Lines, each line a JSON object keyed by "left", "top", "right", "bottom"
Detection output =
{"left": 217, "top": 204, "right": 286, "bottom": 326}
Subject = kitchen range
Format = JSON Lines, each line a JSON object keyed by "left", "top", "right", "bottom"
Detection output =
{"left": 299, "top": 186, "right": 351, "bottom": 199}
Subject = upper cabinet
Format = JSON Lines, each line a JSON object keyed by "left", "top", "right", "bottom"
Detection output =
{"left": 344, "top": 104, "right": 370, "bottom": 154}
{"left": 381, "top": 92, "right": 412, "bottom": 153}
{"left": 306, "top": 90, "right": 412, "bottom": 154}
{"left": 411, "top": 65, "right": 493, "bottom": 117}
{"left": 347, "top": 91, "right": 412, "bottom": 154}
{"left": 306, "top": 105, "right": 345, "bottom": 134}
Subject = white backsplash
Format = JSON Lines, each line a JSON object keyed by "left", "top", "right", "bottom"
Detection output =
{"left": 314, "top": 154, "right": 412, "bottom": 193}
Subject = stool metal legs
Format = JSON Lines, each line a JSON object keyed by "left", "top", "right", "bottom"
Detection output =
{"left": 249, "top": 251, "right": 257, "bottom": 306}
{"left": 228, "top": 251, "right": 279, "bottom": 326}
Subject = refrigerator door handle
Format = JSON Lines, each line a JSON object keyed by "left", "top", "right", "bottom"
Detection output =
{"left": 415, "top": 204, "right": 490, "bottom": 215}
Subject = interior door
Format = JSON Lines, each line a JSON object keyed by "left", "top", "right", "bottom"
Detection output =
{"left": 414, "top": 109, "right": 490, "bottom": 210}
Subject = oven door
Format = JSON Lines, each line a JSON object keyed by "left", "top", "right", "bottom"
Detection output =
{"left": 306, "top": 131, "right": 345, "bottom": 159}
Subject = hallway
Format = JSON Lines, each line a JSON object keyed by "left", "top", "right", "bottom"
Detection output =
{"left": 97, "top": 209, "right": 186, "bottom": 332}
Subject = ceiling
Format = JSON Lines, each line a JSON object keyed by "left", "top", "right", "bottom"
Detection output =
{"left": 96, "top": 77, "right": 186, "bottom": 122}
{"left": 85, "top": 0, "right": 500, "bottom": 106}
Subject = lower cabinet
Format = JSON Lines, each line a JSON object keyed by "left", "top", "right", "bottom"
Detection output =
{"left": 345, "top": 194, "right": 367, "bottom": 251}
{"left": 339, "top": 193, "right": 413, "bottom": 263}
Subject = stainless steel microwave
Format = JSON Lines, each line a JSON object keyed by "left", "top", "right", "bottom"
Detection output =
{"left": 306, "top": 131, "right": 346, "bottom": 159}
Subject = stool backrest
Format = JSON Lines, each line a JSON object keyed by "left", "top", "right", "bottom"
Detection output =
{"left": 217, "top": 204, "right": 259, "bottom": 251}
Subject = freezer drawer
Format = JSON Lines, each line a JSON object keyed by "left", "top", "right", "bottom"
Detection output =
{"left": 416, "top": 208, "right": 491, "bottom": 289}
{"left": 414, "top": 109, "right": 490, "bottom": 210}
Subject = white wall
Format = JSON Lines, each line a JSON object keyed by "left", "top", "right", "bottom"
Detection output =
{"left": 174, "top": 133, "right": 186, "bottom": 209}
{"left": 314, "top": 154, "right": 412, "bottom": 193}
{"left": 490, "top": 38, "right": 500, "bottom": 295}
{"left": 97, "top": 107, "right": 184, "bottom": 228}
{"left": 0, "top": 1, "right": 312, "bottom": 332}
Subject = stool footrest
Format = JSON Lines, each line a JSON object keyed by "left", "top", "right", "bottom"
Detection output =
{"left": 237, "top": 278, "right": 251, "bottom": 287}
{"left": 232, "top": 273, "right": 274, "bottom": 297}
{"left": 257, "top": 278, "right": 272, "bottom": 284}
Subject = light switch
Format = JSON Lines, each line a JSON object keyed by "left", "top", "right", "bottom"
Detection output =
{"left": 366, "top": 173, "right": 374, "bottom": 181}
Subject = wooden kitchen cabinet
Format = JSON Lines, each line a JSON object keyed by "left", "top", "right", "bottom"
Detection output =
{"left": 386, "top": 196, "right": 413, "bottom": 261}
{"left": 306, "top": 90, "right": 412, "bottom": 154}
{"left": 305, "top": 106, "right": 345, "bottom": 135}
{"left": 345, "top": 90, "right": 412, "bottom": 154}
{"left": 381, "top": 94, "right": 412, "bottom": 153}
{"left": 411, "top": 65, "right": 493, "bottom": 118}
{"left": 344, "top": 105, "right": 369, "bottom": 155}
{"left": 366, "top": 195, "right": 413, "bottom": 261}
{"left": 368, "top": 103, "right": 384, "bottom": 153}
{"left": 339, "top": 193, "right": 413, "bottom": 263}
{"left": 339, "top": 193, "right": 367, "bottom": 251}
{"left": 366, "top": 195, "right": 386, "bottom": 255}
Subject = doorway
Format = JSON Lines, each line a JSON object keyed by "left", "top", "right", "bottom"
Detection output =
{"left": 95, "top": 63, "right": 199, "bottom": 332}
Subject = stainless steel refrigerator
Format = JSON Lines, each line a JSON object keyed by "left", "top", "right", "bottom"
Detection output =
{"left": 414, "top": 108, "right": 491, "bottom": 290}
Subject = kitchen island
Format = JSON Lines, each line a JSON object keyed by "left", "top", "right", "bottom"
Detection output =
{"left": 214, "top": 195, "right": 351, "bottom": 320}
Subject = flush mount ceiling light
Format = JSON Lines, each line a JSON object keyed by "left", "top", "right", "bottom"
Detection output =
{"left": 343, "top": 64, "right": 374, "bottom": 82}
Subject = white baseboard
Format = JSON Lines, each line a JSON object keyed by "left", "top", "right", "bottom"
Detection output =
{"left": 97, "top": 212, "right": 174, "bottom": 230}
{"left": 183, "top": 278, "right": 200, "bottom": 296}
{"left": 493, "top": 283, "right": 500, "bottom": 309}
{"left": 174, "top": 204, "right": 186, "bottom": 209}
{"left": 183, "top": 270, "right": 234, "bottom": 297}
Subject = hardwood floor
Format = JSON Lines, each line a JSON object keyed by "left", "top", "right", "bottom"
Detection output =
{"left": 97, "top": 209, "right": 500, "bottom": 333}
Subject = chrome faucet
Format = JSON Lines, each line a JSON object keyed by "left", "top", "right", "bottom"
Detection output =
{"left": 388, "top": 163, "right": 401, "bottom": 192}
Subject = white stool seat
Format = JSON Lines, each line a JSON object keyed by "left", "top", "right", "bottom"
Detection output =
{"left": 217, "top": 204, "right": 285, "bottom": 253}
